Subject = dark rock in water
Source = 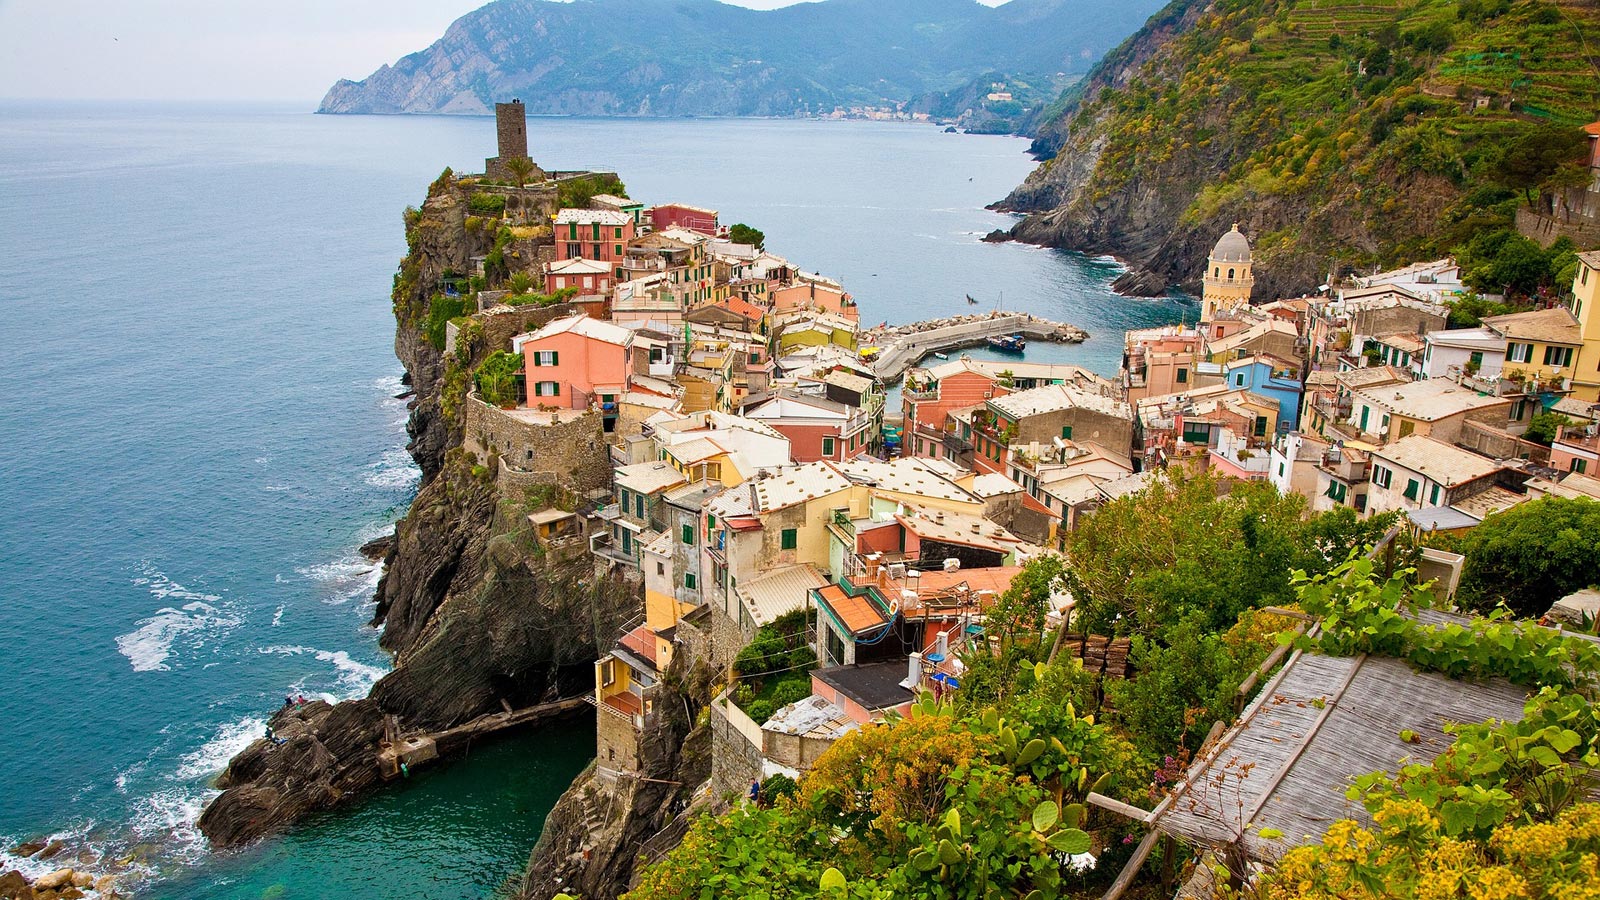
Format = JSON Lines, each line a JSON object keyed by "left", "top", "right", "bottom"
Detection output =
{"left": 9, "top": 842, "right": 43, "bottom": 859}
{"left": 980, "top": 229, "right": 1010, "bottom": 243}
{"left": 358, "top": 534, "right": 395, "bottom": 562}
{"left": 197, "top": 700, "right": 385, "bottom": 848}
{"left": 34, "top": 843, "right": 63, "bottom": 862}
{"left": 393, "top": 390, "right": 415, "bottom": 400}
{"left": 1111, "top": 269, "right": 1172, "bottom": 298}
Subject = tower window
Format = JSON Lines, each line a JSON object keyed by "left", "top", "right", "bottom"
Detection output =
{"left": 1228, "top": 268, "right": 1236, "bottom": 280}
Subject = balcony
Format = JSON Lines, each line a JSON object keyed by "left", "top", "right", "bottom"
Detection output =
{"left": 590, "top": 533, "right": 639, "bottom": 567}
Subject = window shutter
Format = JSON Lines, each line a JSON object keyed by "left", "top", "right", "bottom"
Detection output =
{"left": 550, "top": 351, "right": 558, "bottom": 366}
{"left": 1404, "top": 479, "right": 1419, "bottom": 501}
{"left": 681, "top": 524, "right": 693, "bottom": 544}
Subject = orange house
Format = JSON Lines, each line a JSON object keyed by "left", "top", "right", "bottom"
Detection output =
{"left": 902, "top": 359, "right": 1011, "bottom": 464}
{"left": 513, "top": 314, "right": 633, "bottom": 411}
{"left": 771, "top": 280, "right": 858, "bottom": 321}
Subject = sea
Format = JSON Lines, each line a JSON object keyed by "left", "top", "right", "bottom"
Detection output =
{"left": 0, "top": 102, "right": 1188, "bottom": 899}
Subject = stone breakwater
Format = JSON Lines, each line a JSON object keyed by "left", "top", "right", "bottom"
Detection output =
{"left": 861, "top": 311, "right": 1089, "bottom": 381}
{"left": 1, "top": 854, "right": 122, "bottom": 900}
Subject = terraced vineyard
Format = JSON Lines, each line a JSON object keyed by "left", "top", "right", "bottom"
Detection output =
{"left": 1007, "top": 0, "right": 1600, "bottom": 298}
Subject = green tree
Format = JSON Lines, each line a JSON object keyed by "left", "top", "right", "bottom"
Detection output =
{"left": 728, "top": 223, "right": 766, "bottom": 249}
{"left": 1456, "top": 497, "right": 1600, "bottom": 618}
{"left": 1063, "top": 470, "right": 1319, "bottom": 638}
{"left": 1524, "top": 410, "right": 1574, "bottom": 446}
{"left": 474, "top": 350, "right": 524, "bottom": 408}
{"left": 504, "top": 156, "right": 538, "bottom": 187}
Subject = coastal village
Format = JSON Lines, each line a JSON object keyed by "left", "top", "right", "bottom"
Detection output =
{"left": 130, "top": 99, "right": 1600, "bottom": 900}
{"left": 349, "top": 100, "right": 1600, "bottom": 899}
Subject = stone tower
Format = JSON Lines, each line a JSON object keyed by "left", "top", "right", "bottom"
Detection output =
{"left": 496, "top": 99, "right": 528, "bottom": 159}
{"left": 486, "top": 99, "right": 544, "bottom": 182}
{"left": 1201, "top": 223, "right": 1254, "bottom": 325}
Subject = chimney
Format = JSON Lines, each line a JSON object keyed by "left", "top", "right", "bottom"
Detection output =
{"left": 902, "top": 651, "right": 924, "bottom": 690}
{"left": 935, "top": 629, "right": 949, "bottom": 658}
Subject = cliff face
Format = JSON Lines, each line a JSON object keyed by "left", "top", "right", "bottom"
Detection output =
{"left": 317, "top": 0, "right": 1165, "bottom": 119}
{"left": 998, "top": 0, "right": 1600, "bottom": 298}
{"left": 199, "top": 173, "right": 639, "bottom": 848}
{"left": 520, "top": 664, "right": 715, "bottom": 900}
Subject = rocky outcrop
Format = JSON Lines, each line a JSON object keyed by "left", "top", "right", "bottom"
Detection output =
{"left": 997, "top": 0, "right": 1600, "bottom": 300}
{"left": 195, "top": 700, "right": 385, "bottom": 848}
{"left": 198, "top": 170, "right": 639, "bottom": 849}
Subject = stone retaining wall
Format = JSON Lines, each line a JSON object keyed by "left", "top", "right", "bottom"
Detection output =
{"left": 708, "top": 695, "right": 764, "bottom": 802}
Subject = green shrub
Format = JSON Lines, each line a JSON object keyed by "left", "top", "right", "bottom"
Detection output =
{"left": 474, "top": 350, "right": 524, "bottom": 408}
{"left": 423, "top": 295, "right": 470, "bottom": 351}
{"left": 770, "top": 679, "right": 811, "bottom": 709}
{"left": 745, "top": 700, "right": 775, "bottom": 724}
{"left": 784, "top": 647, "right": 817, "bottom": 674}
{"left": 557, "top": 173, "right": 627, "bottom": 209}
{"left": 467, "top": 192, "right": 507, "bottom": 215}
{"left": 734, "top": 638, "right": 787, "bottom": 678}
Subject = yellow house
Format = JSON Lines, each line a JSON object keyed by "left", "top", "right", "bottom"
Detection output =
{"left": 1569, "top": 250, "right": 1600, "bottom": 402}
{"left": 1482, "top": 307, "right": 1583, "bottom": 392}
{"left": 641, "top": 531, "right": 698, "bottom": 670}
{"left": 774, "top": 311, "right": 860, "bottom": 354}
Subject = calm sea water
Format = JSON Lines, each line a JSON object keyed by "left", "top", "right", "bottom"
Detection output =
{"left": 0, "top": 102, "right": 1186, "bottom": 898}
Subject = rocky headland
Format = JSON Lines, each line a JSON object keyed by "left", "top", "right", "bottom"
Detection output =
{"left": 195, "top": 172, "right": 641, "bottom": 851}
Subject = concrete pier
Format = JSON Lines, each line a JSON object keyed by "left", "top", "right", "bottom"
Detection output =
{"left": 863, "top": 312, "right": 1088, "bottom": 381}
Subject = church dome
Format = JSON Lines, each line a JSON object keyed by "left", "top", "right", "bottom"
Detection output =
{"left": 1210, "top": 224, "right": 1252, "bottom": 264}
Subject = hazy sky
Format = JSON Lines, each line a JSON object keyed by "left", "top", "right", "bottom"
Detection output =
{"left": 0, "top": 0, "right": 1009, "bottom": 102}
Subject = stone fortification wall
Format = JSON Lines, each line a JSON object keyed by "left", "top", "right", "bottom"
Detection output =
{"left": 463, "top": 396, "right": 612, "bottom": 494}
{"left": 708, "top": 695, "right": 763, "bottom": 802}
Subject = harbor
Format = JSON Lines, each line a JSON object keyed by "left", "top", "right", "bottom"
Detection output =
{"left": 860, "top": 311, "right": 1089, "bottom": 381}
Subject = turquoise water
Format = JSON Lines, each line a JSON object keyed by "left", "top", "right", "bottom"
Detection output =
{"left": 0, "top": 102, "right": 1185, "bottom": 897}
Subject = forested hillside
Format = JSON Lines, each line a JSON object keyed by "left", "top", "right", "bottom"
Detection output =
{"left": 1001, "top": 0, "right": 1600, "bottom": 298}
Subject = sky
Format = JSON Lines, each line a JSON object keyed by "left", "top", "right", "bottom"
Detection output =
{"left": 0, "top": 0, "right": 1010, "bottom": 102}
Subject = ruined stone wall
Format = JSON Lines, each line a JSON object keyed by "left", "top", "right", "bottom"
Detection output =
{"left": 463, "top": 397, "right": 613, "bottom": 494}
{"left": 1352, "top": 305, "right": 1446, "bottom": 340}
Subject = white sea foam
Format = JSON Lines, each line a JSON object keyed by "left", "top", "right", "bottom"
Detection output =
{"left": 115, "top": 568, "right": 241, "bottom": 672}
{"left": 271, "top": 604, "right": 285, "bottom": 626}
{"left": 259, "top": 645, "right": 389, "bottom": 697}
{"left": 173, "top": 716, "right": 266, "bottom": 782}
{"left": 297, "top": 554, "right": 384, "bottom": 606}
{"left": 364, "top": 448, "right": 420, "bottom": 489}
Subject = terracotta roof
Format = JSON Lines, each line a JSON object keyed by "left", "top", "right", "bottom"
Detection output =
{"left": 1584, "top": 121, "right": 1600, "bottom": 136}
{"left": 912, "top": 566, "right": 1020, "bottom": 603}
{"left": 815, "top": 584, "right": 890, "bottom": 636}
{"left": 618, "top": 623, "right": 658, "bottom": 669}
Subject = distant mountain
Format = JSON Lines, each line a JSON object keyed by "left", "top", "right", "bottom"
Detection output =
{"left": 318, "top": 0, "right": 1166, "bottom": 118}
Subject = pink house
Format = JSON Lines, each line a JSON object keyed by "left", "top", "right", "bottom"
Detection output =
{"left": 742, "top": 390, "right": 874, "bottom": 462}
{"left": 513, "top": 314, "right": 633, "bottom": 411}
{"left": 555, "top": 209, "right": 634, "bottom": 266}
{"left": 648, "top": 203, "right": 719, "bottom": 236}
{"left": 1551, "top": 424, "right": 1599, "bottom": 477}
{"left": 902, "top": 359, "right": 1011, "bottom": 464}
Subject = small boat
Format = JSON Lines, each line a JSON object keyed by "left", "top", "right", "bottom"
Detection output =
{"left": 933, "top": 351, "right": 949, "bottom": 360}
{"left": 986, "top": 334, "right": 1026, "bottom": 353}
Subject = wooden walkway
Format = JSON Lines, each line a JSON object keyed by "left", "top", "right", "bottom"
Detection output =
{"left": 863, "top": 312, "right": 1089, "bottom": 382}
{"left": 378, "top": 696, "right": 589, "bottom": 779}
